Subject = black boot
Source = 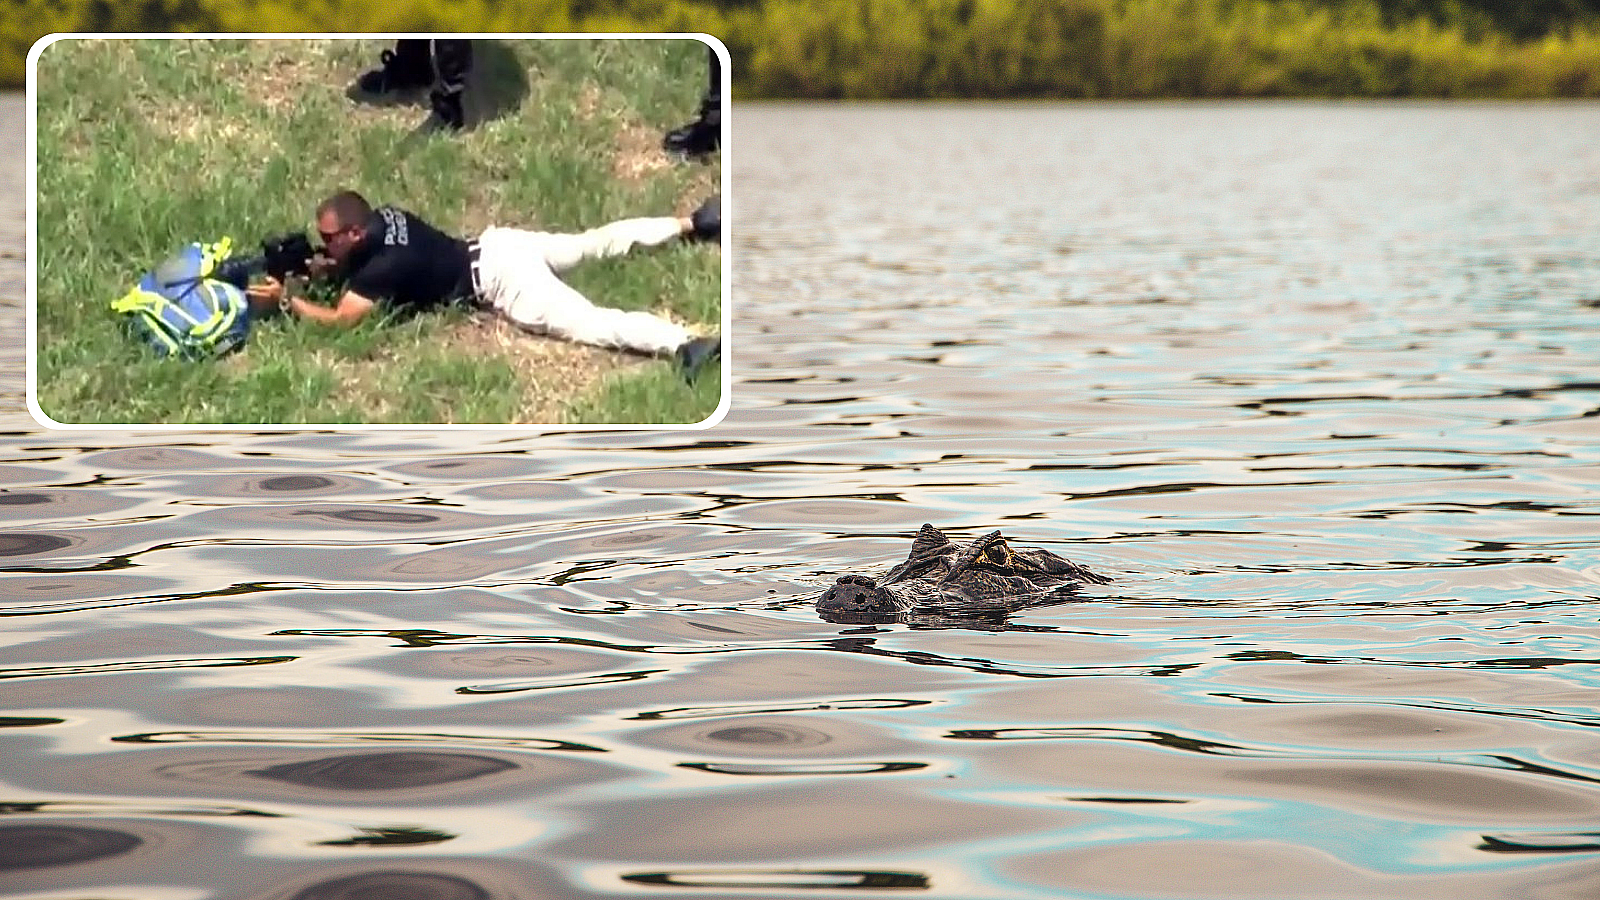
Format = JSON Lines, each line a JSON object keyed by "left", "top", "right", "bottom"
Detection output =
{"left": 663, "top": 108, "right": 719, "bottom": 158}
{"left": 663, "top": 45, "right": 721, "bottom": 158}
{"left": 407, "top": 40, "right": 474, "bottom": 137}
{"left": 689, "top": 195, "right": 720, "bottom": 243}
{"left": 412, "top": 86, "right": 466, "bottom": 135}
{"left": 675, "top": 334, "right": 722, "bottom": 381}
{"left": 352, "top": 41, "right": 433, "bottom": 99}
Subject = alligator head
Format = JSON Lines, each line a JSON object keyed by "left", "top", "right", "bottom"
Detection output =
{"left": 816, "top": 524, "right": 1110, "bottom": 625}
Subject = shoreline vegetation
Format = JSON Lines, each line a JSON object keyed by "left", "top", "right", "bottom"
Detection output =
{"left": 4, "top": 0, "right": 1600, "bottom": 98}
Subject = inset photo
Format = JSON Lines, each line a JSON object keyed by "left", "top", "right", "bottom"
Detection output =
{"left": 27, "top": 34, "right": 727, "bottom": 429}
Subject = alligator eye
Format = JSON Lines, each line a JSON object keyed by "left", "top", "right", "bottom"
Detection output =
{"left": 983, "top": 544, "right": 1009, "bottom": 564}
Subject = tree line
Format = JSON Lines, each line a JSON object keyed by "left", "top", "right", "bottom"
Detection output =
{"left": 5, "top": 0, "right": 1600, "bottom": 96}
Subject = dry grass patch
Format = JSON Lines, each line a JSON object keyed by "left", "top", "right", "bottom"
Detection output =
{"left": 612, "top": 122, "right": 676, "bottom": 182}
{"left": 313, "top": 348, "right": 399, "bottom": 420}
{"left": 577, "top": 81, "right": 605, "bottom": 119}
{"left": 169, "top": 115, "right": 250, "bottom": 149}
{"left": 436, "top": 315, "right": 649, "bottom": 423}
{"left": 242, "top": 42, "right": 346, "bottom": 115}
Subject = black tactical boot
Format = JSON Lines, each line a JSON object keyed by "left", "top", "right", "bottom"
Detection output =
{"left": 689, "top": 195, "right": 720, "bottom": 243}
{"left": 353, "top": 41, "right": 433, "bottom": 99}
{"left": 675, "top": 334, "right": 721, "bottom": 381}
{"left": 663, "top": 107, "right": 719, "bottom": 158}
{"left": 411, "top": 86, "right": 466, "bottom": 136}
{"left": 663, "top": 45, "right": 721, "bottom": 158}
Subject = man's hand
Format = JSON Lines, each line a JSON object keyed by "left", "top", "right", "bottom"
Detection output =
{"left": 245, "top": 276, "right": 287, "bottom": 317}
{"left": 246, "top": 276, "right": 283, "bottom": 304}
{"left": 308, "top": 252, "right": 339, "bottom": 279}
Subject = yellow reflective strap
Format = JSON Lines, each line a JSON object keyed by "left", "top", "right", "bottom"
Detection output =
{"left": 197, "top": 237, "right": 235, "bottom": 279}
{"left": 189, "top": 307, "right": 225, "bottom": 336}
{"left": 111, "top": 286, "right": 168, "bottom": 314}
{"left": 188, "top": 284, "right": 240, "bottom": 343}
{"left": 142, "top": 313, "right": 182, "bottom": 355}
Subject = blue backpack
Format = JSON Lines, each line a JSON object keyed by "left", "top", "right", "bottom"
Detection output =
{"left": 111, "top": 238, "right": 252, "bottom": 359}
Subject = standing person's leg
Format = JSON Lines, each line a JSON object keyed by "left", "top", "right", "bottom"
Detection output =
{"left": 663, "top": 43, "right": 721, "bottom": 157}
{"left": 423, "top": 39, "right": 474, "bottom": 132}
{"left": 703, "top": 44, "right": 721, "bottom": 128}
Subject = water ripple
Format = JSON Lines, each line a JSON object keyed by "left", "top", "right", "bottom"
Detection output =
{"left": 108, "top": 731, "right": 608, "bottom": 753}
{"left": 0, "top": 824, "right": 142, "bottom": 870}
{"left": 0, "top": 656, "right": 295, "bottom": 679}
{"left": 5, "top": 100, "right": 1600, "bottom": 898}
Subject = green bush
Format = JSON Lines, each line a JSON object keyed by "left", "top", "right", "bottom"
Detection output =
{"left": 5, "top": 0, "right": 1600, "bottom": 97}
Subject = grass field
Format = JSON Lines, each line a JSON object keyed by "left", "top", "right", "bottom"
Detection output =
{"left": 30, "top": 36, "right": 724, "bottom": 427}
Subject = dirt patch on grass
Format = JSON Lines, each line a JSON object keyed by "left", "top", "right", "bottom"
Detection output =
{"left": 612, "top": 122, "right": 677, "bottom": 182}
{"left": 227, "top": 315, "right": 649, "bottom": 422}
{"left": 577, "top": 82, "right": 605, "bottom": 119}
{"left": 435, "top": 314, "right": 653, "bottom": 424}
{"left": 173, "top": 116, "right": 250, "bottom": 147}
{"left": 245, "top": 41, "right": 346, "bottom": 116}
{"left": 224, "top": 318, "right": 649, "bottom": 424}
{"left": 313, "top": 348, "right": 405, "bottom": 422}
{"left": 142, "top": 41, "right": 357, "bottom": 154}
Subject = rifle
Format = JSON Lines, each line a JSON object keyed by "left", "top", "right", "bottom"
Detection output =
{"left": 213, "top": 233, "right": 327, "bottom": 288}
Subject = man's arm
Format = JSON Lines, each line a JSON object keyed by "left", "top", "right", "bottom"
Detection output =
{"left": 288, "top": 289, "right": 377, "bottom": 326}
{"left": 248, "top": 277, "right": 377, "bottom": 327}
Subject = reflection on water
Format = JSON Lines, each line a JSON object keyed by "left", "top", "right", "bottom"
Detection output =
{"left": 261, "top": 476, "right": 342, "bottom": 492}
{"left": 621, "top": 869, "right": 932, "bottom": 889}
{"left": 246, "top": 752, "right": 518, "bottom": 791}
{"left": 1, "top": 102, "right": 1599, "bottom": 898}
{"left": 0, "top": 532, "right": 73, "bottom": 555}
{"left": 0, "top": 824, "right": 143, "bottom": 870}
{"left": 286, "top": 872, "right": 492, "bottom": 900}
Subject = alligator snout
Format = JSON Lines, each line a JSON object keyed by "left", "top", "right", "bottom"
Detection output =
{"left": 818, "top": 575, "right": 882, "bottom": 611}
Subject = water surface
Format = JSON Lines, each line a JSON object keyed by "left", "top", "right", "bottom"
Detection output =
{"left": 3, "top": 101, "right": 1600, "bottom": 899}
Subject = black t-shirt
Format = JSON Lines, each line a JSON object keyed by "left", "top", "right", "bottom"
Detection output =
{"left": 343, "top": 206, "right": 473, "bottom": 312}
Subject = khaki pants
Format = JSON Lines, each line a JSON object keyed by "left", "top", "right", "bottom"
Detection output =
{"left": 473, "top": 218, "right": 691, "bottom": 356}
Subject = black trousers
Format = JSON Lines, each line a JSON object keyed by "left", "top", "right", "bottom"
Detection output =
{"left": 702, "top": 44, "right": 720, "bottom": 124}
{"left": 391, "top": 39, "right": 473, "bottom": 97}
